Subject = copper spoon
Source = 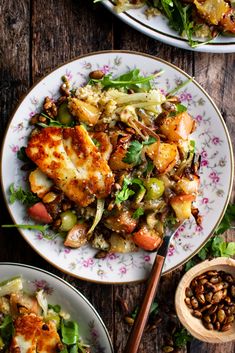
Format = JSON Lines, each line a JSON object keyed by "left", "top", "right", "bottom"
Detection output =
{"left": 124, "top": 224, "right": 181, "bottom": 353}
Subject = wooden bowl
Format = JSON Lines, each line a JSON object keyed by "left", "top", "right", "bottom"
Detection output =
{"left": 175, "top": 257, "right": 235, "bottom": 343}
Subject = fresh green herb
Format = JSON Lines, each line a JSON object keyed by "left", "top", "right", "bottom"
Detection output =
{"left": 131, "top": 300, "right": 158, "bottom": 319}
{"left": 123, "top": 140, "right": 143, "bottom": 165}
{"left": 143, "top": 160, "right": 155, "bottom": 176}
{"left": 123, "top": 137, "right": 157, "bottom": 165}
{"left": 37, "top": 113, "right": 74, "bottom": 128}
{"left": 115, "top": 178, "right": 145, "bottom": 204}
{"left": 214, "top": 204, "right": 235, "bottom": 235}
{"left": 2, "top": 224, "right": 49, "bottom": 235}
{"left": 173, "top": 327, "right": 192, "bottom": 347}
{"left": 61, "top": 320, "right": 79, "bottom": 346}
{"left": 166, "top": 77, "right": 193, "bottom": 97}
{"left": 115, "top": 178, "right": 135, "bottom": 204}
{"left": 90, "top": 69, "right": 163, "bottom": 92}
{"left": 184, "top": 258, "right": 197, "bottom": 272}
{"left": 132, "top": 207, "right": 144, "bottom": 219}
{"left": 185, "top": 234, "right": 235, "bottom": 272}
{"left": 169, "top": 103, "right": 187, "bottom": 117}
{"left": 9, "top": 183, "right": 39, "bottom": 206}
{"left": 0, "top": 315, "right": 14, "bottom": 344}
{"left": 165, "top": 214, "right": 177, "bottom": 229}
{"left": 48, "top": 304, "right": 61, "bottom": 313}
{"left": 17, "top": 146, "right": 31, "bottom": 163}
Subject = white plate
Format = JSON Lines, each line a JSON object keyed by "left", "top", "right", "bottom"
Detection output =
{"left": 103, "top": 1, "right": 235, "bottom": 53}
{"left": 1, "top": 51, "right": 234, "bottom": 283}
{"left": 0, "top": 262, "right": 113, "bottom": 352}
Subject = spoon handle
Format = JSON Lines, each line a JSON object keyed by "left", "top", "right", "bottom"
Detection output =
{"left": 124, "top": 254, "right": 165, "bottom": 353}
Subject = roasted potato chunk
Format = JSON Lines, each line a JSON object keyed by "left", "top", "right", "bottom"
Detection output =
{"left": 146, "top": 142, "right": 179, "bottom": 174}
{"left": 159, "top": 112, "right": 194, "bottom": 142}
{"left": 170, "top": 194, "right": 195, "bottom": 221}
{"left": 105, "top": 209, "right": 138, "bottom": 234}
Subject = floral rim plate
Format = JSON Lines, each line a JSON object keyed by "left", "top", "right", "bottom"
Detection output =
{"left": 103, "top": 1, "right": 235, "bottom": 53}
{"left": 1, "top": 51, "right": 234, "bottom": 283}
{"left": 0, "top": 262, "right": 113, "bottom": 352}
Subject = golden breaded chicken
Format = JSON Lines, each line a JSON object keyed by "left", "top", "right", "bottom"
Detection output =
{"left": 26, "top": 126, "right": 114, "bottom": 207}
{"left": 10, "top": 314, "right": 61, "bottom": 353}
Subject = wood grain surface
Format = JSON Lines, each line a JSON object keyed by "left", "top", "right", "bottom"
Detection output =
{"left": 0, "top": 1, "right": 234, "bottom": 353}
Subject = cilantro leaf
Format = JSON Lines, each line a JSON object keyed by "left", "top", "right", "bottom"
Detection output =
{"left": 123, "top": 140, "right": 143, "bottom": 165}
{"left": 115, "top": 178, "right": 135, "bottom": 204}
{"left": 9, "top": 184, "right": 39, "bottom": 206}
{"left": 90, "top": 69, "right": 162, "bottom": 92}
{"left": 123, "top": 137, "right": 157, "bottom": 165}
{"left": 115, "top": 178, "right": 145, "bottom": 204}
{"left": 132, "top": 207, "right": 144, "bottom": 219}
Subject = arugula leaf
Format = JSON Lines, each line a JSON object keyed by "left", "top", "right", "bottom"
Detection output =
{"left": 166, "top": 77, "right": 193, "bottom": 97}
{"left": 90, "top": 69, "right": 162, "bottom": 92}
{"left": 2, "top": 224, "right": 49, "bottom": 235}
{"left": 37, "top": 113, "right": 74, "bottom": 128}
{"left": 115, "top": 178, "right": 135, "bottom": 204}
{"left": 9, "top": 184, "right": 39, "bottom": 206}
{"left": 132, "top": 207, "right": 144, "bottom": 219}
{"left": 123, "top": 137, "right": 157, "bottom": 165}
{"left": 174, "top": 327, "right": 192, "bottom": 347}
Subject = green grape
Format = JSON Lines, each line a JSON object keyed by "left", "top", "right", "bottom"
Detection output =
{"left": 57, "top": 102, "right": 73, "bottom": 125}
{"left": 59, "top": 211, "right": 77, "bottom": 232}
{"left": 145, "top": 178, "right": 164, "bottom": 200}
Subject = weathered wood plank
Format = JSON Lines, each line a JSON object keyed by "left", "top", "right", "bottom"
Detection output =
{"left": 0, "top": 0, "right": 33, "bottom": 263}
{"left": 31, "top": 0, "right": 114, "bottom": 82}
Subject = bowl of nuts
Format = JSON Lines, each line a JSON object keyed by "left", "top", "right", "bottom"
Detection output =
{"left": 175, "top": 257, "right": 235, "bottom": 343}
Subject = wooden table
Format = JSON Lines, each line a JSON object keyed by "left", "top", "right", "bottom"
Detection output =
{"left": 0, "top": 1, "right": 234, "bottom": 352}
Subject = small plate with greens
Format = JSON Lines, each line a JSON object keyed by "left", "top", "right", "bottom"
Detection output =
{"left": 100, "top": 1, "right": 235, "bottom": 53}
{"left": 0, "top": 263, "right": 113, "bottom": 353}
{"left": 1, "top": 51, "right": 233, "bottom": 283}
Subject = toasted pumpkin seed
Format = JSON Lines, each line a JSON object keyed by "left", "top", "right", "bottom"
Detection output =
{"left": 185, "top": 287, "right": 193, "bottom": 298}
{"left": 212, "top": 290, "right": 223, "bottom": 303}
{"left": 203, "top": 322, "right": 213, "bottom": 330}
{"left": 191, "top": 297, "right": 199, "bottom": 309}
{"left": 192, "top": 310, "right": 202, "bottom": 318}
{"left": 217, "top": 309, "right": 226, "bottom": 323}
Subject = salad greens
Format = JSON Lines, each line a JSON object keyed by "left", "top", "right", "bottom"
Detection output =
{"left": 90, "top": 68, "right": 163, "bottom": 91}
{"left": 9, "top": 183, "right": 39, "bottom": 206}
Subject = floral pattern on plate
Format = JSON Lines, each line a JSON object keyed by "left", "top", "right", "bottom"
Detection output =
{"left": 1, "top": 52, "right": 233, "bottom": 283}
